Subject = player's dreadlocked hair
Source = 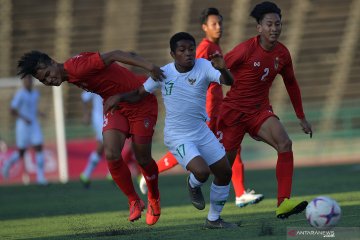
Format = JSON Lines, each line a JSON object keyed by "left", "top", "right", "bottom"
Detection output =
{"left": 200, "top": 7, "right": 223, "bottom": 25}
{"left": 17, "top": 50, "right": 52, "bottom": 79}
{"left": 170, "top": 32, "right": 196, "bottom": 53}
{"left": 250, "top": 1, "right": 282, "bottom": 24}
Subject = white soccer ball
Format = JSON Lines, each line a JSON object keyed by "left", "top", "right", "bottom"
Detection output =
{"left": 305, "top": 196, "right": 341, "bottom": 229}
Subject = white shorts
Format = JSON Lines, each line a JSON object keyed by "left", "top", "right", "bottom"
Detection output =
{"left": 92, "top": 115, "right": 103, "bottom": 142}
{"left": 166, "top": 128, "right": 225, "bottom": 169}
{"left": 16, "top": 119, "right": 43, "bottom": 149}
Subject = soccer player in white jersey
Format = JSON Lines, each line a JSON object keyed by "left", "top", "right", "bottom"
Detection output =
{"left": 103, "top": 32, "right": 237, "bottom": 229}
{"left": 1, "top": 75, "right": 47, "bottom": 185}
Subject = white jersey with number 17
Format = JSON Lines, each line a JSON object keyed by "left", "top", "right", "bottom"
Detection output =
{"left": 143, "top": 58, "right": 221, "bottom": 145}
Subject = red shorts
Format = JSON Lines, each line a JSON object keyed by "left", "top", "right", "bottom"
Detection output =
{"left": 102, "top": 96, "right": 157, "bottom": 144}
{"left": 217, "top": 105, "right": 277, "bottom": 151}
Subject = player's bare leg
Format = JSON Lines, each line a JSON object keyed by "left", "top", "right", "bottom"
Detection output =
{"left": 186, "top": 156, "right": 210, "bottom": 210}
{"left": 204, "top": 156, "right": 237, "bottom": 229}
{"left": 103, "top": 130, "right": 144, "bottom": 222}
{"left": 257, "top": 117, "right": 307, "bottom": 218}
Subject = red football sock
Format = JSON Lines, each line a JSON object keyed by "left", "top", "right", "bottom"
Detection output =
{"left": 276, "top": 151, "right": 294, "bottom": 206}
{"left": 157, "top": 151, "right": 178, "bottom": 173}
{"left": 107, "top": 159, "right": 139, "bottom": 202}
{"left": 232, "top": 149, "right": 245, "bottom": 197}
{"left": 140, "top": 159, "right": 159, "bottom": 200}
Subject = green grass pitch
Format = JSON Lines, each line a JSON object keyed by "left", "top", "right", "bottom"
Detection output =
{"left": 0, "top": 164, "right": 359, "bottom": 239}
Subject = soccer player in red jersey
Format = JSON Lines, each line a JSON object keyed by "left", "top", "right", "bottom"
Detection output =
{"left": 218, "top": 1, "right": 313, "bottom": 219}
{"left": 17, "top": 50, "right": 165, "bottom": 225}
{"left": 139, "top": 7, "right": 264, "bottom": 208}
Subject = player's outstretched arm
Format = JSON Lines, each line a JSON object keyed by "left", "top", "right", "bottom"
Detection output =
{"left": 100, "top": 50, "right": 165, "bottom": 81}
{"left": 210, "top": 53, "right": 233, "bottom": 86}
{"left": 103, "top": 86, "right": 149, "bottom": 113}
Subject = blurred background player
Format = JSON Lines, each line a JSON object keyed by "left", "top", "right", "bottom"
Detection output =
{"left": 80, "top": 91, "right": 141, "bottom": 188}
{"left": 79, "top": 91, "right": 111, "bottom": 187}
{"left": 219, "top": 1, "right": 313, "bottom": 219}
{"left": 17, "top": 50, "right": 165, "bottom": 225}
{"left": 139, "top": 7, "right": 264, "bottom": 208}
{"left": 1, "top": 75, "right": 47, "bottom": 185}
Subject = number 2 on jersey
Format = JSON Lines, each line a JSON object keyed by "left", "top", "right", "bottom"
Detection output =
{"left": 261, "top": 67, "right": 269, "bottom": 81}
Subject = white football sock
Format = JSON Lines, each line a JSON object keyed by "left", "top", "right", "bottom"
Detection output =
{"left": 4, "top": 151, "right": 20, "bottom": 169}
{"left": 35, "top": 151, "right": 46, "bottom": 183}
{"left": 208, "top": 182, "right": 230, "bottom": 221}
{"left": 189, "top": 173, "right": 203, "bottom": 188}
{"left": 82, "top": 151, "right": 101, "bottom": 178}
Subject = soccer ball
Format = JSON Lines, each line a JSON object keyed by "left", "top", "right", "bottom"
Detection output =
{"left": 305, "top": 196, "right": 341, "bottom": 229}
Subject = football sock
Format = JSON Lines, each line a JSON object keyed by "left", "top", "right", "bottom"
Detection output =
{"left": 231, "top": 150, "right": 245, "bottom": 197}
{"left": 107, "top": 159, "right": 139, "bottom": 202}
{"left": 276, "top": 151, "right": 294, "bottom": 206}
{"left": 208, "top": 182, "right": 230, "bottom": 221}
{"left": 7, "top": 151, "right": 20, "bottom": 166}
{"left": 83, "top": 151, "right": 101, "bottom": 178}
{"left": 2, "top": 151, "right": 20, "bottom": 176}
{"left": 157, "top": 152, "right": 178, "bottom": 173}
{"left": 189, "top": 173, "right": 204, "bottom": 188}
{"left": 35, "top": 151, "right": 46, "bottom": 182}
{"left": 139, "top": 159, "right": 159, "bottom": 200}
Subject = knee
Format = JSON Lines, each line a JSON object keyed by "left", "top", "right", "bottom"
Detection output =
{"left": 19, "top": 149, "right": 26, "bottom": 157}
{"left": 134, "top": 153, "right": 152, "bottom": 167}
{"left": 34, "top": 145, "right": 43, "bottom": 152}
{"left": 213, "top": 167, "right": 232, "bottom": 185}
{"left": 221, "top": 167, "right": 232, "bottom": 183}
{"left": 278, "top": 138, "right": 292, "bottom": 152}
{"left": 105, "top": 148, "right": 121, "bottom": 161}
{"left": 193, "top": 169, "right": 210, "bottom": 183}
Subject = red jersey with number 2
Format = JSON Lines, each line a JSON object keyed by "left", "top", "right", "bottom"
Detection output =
{"left": 224, "top": 36, "right": 304, "bottom": 119}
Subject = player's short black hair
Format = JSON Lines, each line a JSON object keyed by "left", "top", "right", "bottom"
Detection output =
{"left": 17, "top": 50, "right": 52, "bottom": 79}
{"left": 170, "top": 32, "right": 196, "bottom": 52}
{"left": 250, "top": 1, "right": 282, "bottom": 24}
{"left": 200, "top": 7, "right": 223, "bottom": 25}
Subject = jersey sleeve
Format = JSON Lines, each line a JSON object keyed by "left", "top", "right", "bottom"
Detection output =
{"left": 65, "top": 52, "right": 106, "bottom": 78}
{"left": 143, "top": 77, "right": 161, "bottom": 93}
{"left": 196, "top": 43, "right": 210, "bottom": 59}
{"left": 224, "top": 44, "right": 247, "bottom": 70}
{"left": 280, "top": 53, "right": 305, "bottom": 119}
{"left": 203, "top": 59, "right": 221, "bottom": 84}
{"left": 10, "top": 90, "right": 22, "bottom": 110}
{"left": 81, "top": 91, "right": 93, "bottom": 103}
